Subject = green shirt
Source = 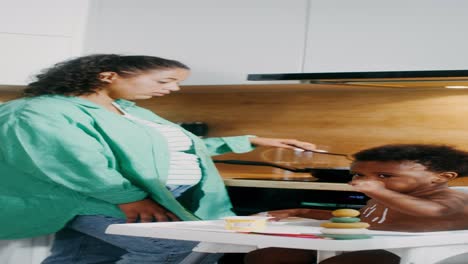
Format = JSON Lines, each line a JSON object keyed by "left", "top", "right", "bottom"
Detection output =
{"left": 0, "top": 95, "right": 254, "bottom": 239}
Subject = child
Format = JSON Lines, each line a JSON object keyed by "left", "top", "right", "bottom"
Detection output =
{"left": 245, "top": 144, "right": 468, "bottom": 264}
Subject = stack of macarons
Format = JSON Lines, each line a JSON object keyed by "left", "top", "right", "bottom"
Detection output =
{"left": 319, "top": 209, "right": 371, "bottom": 240}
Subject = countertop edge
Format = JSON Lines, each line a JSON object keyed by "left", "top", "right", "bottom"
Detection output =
{"left": 223, "top": 178, "right": 354, "bottom": 191}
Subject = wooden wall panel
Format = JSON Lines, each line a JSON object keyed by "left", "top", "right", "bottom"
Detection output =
{"left": 2, "top": 84, "right": 468, "bottom": 185}
{"left": 136, "top": 86, "right": 468, "bottom": 154}
{"left": 138, "top": 85, "right": 468, "bottom": 186}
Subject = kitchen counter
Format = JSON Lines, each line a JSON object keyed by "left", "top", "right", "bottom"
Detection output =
{"left": 216, "top": 163, "right": 468, "bottom": 189}
{"left": 216, "top": 164, "right": 367, "bottom": 214}
{"left": 223, "top": 179, "right": 353, "bottom": 191}
{"left": 216, "top": 164, "right": 353, "bottom": 191}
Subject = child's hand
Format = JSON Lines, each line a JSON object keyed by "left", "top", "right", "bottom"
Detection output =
{"left": 254, "top": 208, "right": 333, "bottom": 221}
{"left": 254, "top": 209, "right": 307, "bottom": 221}
{"left": 350, "top": 179, "right": 386, "bottom": 193}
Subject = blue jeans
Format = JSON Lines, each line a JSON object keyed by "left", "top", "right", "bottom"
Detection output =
{"left": 42, "top": 215, "right": 221, "bottom": 264}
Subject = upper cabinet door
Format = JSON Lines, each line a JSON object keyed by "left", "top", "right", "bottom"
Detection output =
{"left": 0, "top": 0, "right": 89, "bottom": 85}
{"left": 84, "top": 0, "right": 308, "bottom": 85}
{"left": 303, "top": 0, "right": 468, "bottom": 72}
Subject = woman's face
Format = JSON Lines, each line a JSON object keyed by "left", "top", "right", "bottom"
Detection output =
{"left": 101, "top": 68, "right": 190, "bottom": 100}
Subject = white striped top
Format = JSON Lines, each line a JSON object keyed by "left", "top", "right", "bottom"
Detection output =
{"left": 112, "top": 102, "right": 202, "bottom": 186}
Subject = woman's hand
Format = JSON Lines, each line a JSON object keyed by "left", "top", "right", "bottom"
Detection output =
{"left": 118, "top": 198, "right": 180, "bottom": 223}
{"left": 249, "top": 137, "right": 316, "bottom": 151}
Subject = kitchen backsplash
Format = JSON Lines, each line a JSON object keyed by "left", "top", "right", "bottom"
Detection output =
{"left": 3, "top": 83, "right": 468, "bottom": 185}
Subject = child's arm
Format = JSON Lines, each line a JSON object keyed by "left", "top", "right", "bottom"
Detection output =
{"left": 260, "top": 208, "right": 332, "bottom": 220}
{"left": 351, "top": 180, "right": 465, "bottom": 217}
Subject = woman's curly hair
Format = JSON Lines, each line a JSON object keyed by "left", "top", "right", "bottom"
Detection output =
{"left": 24, "top": 54, "right": 190, "bottom": 96}
{"left": 353, "top": 144, "right": 468, "bottom": 176}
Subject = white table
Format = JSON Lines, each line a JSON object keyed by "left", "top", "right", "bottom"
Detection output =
{"left": 106, "top": 220, "right": 468, "bottom": 264}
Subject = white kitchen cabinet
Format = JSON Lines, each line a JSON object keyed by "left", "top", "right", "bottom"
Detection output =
{"left": 84, "top": 0, "right": 307, "bottom": 85}
{"left": 84, "top": 0, "right": 468, "bottom": 85}
{"left": 0, "top": 0, "right": 90, "bottom": 85}
{"left": 303, "top": 0, "right": 468, "bottom": 72}
{"left": 0, "top": 0, "right": 87, "bottom": 37}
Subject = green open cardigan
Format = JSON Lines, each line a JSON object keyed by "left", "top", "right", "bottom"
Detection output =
{"left": 0, "top": 95, "right": 254, "bottom": 239}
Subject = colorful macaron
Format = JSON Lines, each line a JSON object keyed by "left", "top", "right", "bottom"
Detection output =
{"left": 319, "top": 209, "right": 372, "bottom": 240}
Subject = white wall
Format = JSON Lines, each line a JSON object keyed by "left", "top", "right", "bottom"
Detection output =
{"left": 304, "top": 0, "right": 468, "bottom": 72}
{"left": 84, "top": 0, "right": 308, "bottom": 84}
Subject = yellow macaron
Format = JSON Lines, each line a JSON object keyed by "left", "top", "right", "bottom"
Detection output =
{"left": 331, "top": 209, "right": 360, "bottom": 217}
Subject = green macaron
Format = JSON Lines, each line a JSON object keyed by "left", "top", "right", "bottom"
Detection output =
{"left": 330, "top": 217, "right": 361, "bottom": 223}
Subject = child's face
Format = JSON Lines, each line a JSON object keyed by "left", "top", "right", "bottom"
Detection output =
{"left": 350, "top": 161, "right": 441, "bottom": 193}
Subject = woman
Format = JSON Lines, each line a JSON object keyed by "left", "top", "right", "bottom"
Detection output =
{"left": 0, "top": 54, "right": 316, "bottom": 263}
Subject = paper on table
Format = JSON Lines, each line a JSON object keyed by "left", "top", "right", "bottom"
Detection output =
{"left": 164, "top": 219, "right": 324, "bottom": 235}
{"left": 136, "top": 219, "right": 322, "bottom": 234}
